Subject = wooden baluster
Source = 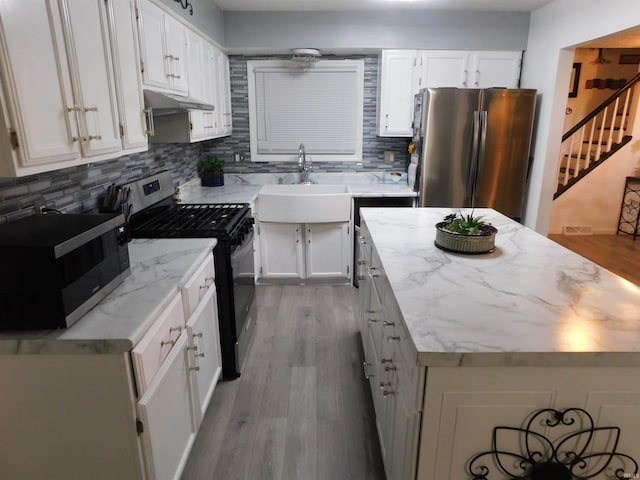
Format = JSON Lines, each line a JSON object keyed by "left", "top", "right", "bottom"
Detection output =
{"left": 587, "top": 117, "right": 596, "bottom": 170}
{"left": 606, "top": 98, "right": 620, "bottom": 153}
{"left": 595, "top": 106, "right": 607, "bottom": 161}
{"left": 618, "top": 89, "right": 631, "bottom": 144}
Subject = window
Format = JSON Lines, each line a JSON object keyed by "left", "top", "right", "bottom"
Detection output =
{"left": 247, "top": 59, "right": 364, "bottom": 162}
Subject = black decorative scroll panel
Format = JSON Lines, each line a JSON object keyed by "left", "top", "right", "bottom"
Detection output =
{"left": 617, "top": 176, "right": 640, "bottom": 241}
{"left": 174, "top": 0, "right": 193, "bottom": 15}
{"left": 466, "top": 407, "right": 638, "bottom": 480}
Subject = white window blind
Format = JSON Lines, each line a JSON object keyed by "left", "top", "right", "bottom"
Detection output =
{"left": 248, "top": 60, "right": 364, "bottom": 162}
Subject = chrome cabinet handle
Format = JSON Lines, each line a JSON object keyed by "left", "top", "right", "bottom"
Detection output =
{"left": 67, "top": 105, "right": 81, "bottom": 112}
{"left": 385, "top": 365, "right": 396, "bottom": 372}
{"left": 170, "top": 326, "right": 182, "bottom": 334}
{"left": 382, "top": 321, "right": 395, "bottom": 327}
{"left": 192, "top": 332, "right": 203, "bottom": 338}
{"left": 196, "top": 352, "right": 205, "bottom": 358}
{"left": 380, "top": 358, "right": 393, "bottom": 364}
{"left": 87, "top": 135, "right": 102, "bottom": 141}
{"left": 190, "top": 366, "right": 200, "bottom": 372}
{"left": 367, "top": 318, "right": 378, "bottom": 324}
{"left": 84, "top": 106, "right": 98, "bottom": 112}
{"left": 382, "top": 389, "right": 395, "bottom": 397}
{"left": 161, "top": 339, "right": 174, "bottom": 347}
{"left": 387, "top": 335, "right": 401, "bottom": 342}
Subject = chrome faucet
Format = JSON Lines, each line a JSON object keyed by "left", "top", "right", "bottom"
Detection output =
{"left": 297, "top": 143, "right": 313, "bottom": 184}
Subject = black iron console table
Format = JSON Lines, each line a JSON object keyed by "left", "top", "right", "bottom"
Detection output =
{"left": 617, "top": 176, "right": 640, "bottom": 241}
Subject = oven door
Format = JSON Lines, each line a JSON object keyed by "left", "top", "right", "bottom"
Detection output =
{"left": 230, "top": 226, "right": 256, "bottom": 372}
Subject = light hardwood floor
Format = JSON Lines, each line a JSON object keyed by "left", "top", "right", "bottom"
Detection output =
{"left": 548, "top": 233, "right": 640, "bottom": 286}
{"left": 181, "top": 285, "right": 385, "bottom": 480}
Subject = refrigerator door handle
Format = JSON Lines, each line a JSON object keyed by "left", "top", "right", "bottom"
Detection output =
{"left": 467, "top": 111, "right": 481, "bottom": 206}
{"left": 475, "top": 110, "right": 488, "bottom": 206}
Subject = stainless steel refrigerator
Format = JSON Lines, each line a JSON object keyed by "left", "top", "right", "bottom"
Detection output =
{"left": 409, "top": 87, "right": 536, "bottom": 220}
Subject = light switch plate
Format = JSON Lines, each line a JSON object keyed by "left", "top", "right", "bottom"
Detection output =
{"left": 384, "top": 151, "right": 395, "bottom": 164}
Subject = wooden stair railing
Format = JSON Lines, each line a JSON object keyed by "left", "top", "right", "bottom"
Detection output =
{"left": 554, "top": 72, "right": 640, "bottom": 199}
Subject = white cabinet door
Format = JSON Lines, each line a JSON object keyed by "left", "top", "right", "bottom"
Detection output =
{"left": 216, "top": 49, "right": 233, "bottom": 137}
{"left": 420, "top": 50, "right": 470, "bottom": 88}
{"left": 0, "top": 0, "right": 81, "bottom": 174}
{"left": 137, "top": 332, "right": 196, "bottom": 480}
{"left": 186, "top": 284, "right": 222, "bottom": 427}
{"left": 137, "top": 0, "right": 168, "bottom": 89}
{"left": 469, "top": 51, "right": 522, "bottom": 88}
{"left": 65, "top": 0, "right": 122, "bottom": 157}
{"left": 305, "top": 222, "right": 350, "bottom": 280}
{"left": 137, "top": 0, "right": 188, "bottom": 94}
{"left": 378, "top": 50, "right": 416, "bottom": 137}
{"left": 163, "top": 14, "right": 189, "bottom": 93}
{"left": 258, "top": 222, "right": 304, "bottom": 280}
{"left": 107, "top": 0, "right": 148, "bottom": 153}
{"left": 186, "top": 30, "right": 205, "bottom": 102}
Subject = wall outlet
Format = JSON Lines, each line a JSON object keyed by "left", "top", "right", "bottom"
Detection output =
{"left": 384, "top": 151, "right": 395, "bottom": 165}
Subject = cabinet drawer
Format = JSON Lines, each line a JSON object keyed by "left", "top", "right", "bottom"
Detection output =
{"left": 182, "top": 255, "right": 215, "bottom": 319}
{"left": 132, "top": 293, "right": 186, "bottom": 395}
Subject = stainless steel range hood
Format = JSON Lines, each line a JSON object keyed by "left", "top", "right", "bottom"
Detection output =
{"left": 143, "top": 90, "right": 215, "bottom": 116}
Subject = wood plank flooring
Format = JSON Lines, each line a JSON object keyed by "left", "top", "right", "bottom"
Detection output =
{"left": 181, "top": 285, "right": 385, "bottom": 480}
{"left": 548, "top": 233, "right": 640, "bottom": 286}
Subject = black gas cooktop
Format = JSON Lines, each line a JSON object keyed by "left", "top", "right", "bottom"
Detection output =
{"left": 130, "top": 203, "right": 251, "bottom": 238}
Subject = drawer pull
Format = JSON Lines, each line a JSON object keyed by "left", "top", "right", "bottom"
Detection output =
{"left": 170, "top": 326, "right": 182, "bottom": 334}
{"left": 379, "top": 381, "right": 391, "bottom": 389}
{"left": 383, "top": 321, "right": 395, "bottom": 327}
{"left": 160, "top": 339, "right": 174, "bottom": 347}
{"left": 362, "top": 361, "right": 375, "bottom": 379}
{"left": 380, "top": 358, "right": 393, "bottom": 364}
{"left": 187, "top": 346, "right": 198, "bottom": 352}
{"left": 367, "top": 318, "right": 379, "bottom": 324}
{"left": 190, "top": 366, "right": 200, "bottom": 372}
{"left": 196, "top": 352, "right": 205, "bottom": 358}
{"left": 382, "top": 389, "right": 395, "bottom": 397}
{"left": 192, "top": 332, "right": 203, "bottom": 338}
{"left": 387, "top": 336, "right": 401, "bottom": 342}
{"left": 385, "top": 365, "right": 397, "bottom": 372}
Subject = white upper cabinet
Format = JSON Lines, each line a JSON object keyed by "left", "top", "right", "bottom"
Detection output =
{"left": 468, "top": 51, "right": 522, "bottom": 89}
{"left": 0, "top": 0, "right": 129, "bottom": 176}
{"left": 378, "top": 49, "right": 523, "bottom": 137}
{"left": 106, "top": 0, "right": 148, "bottom": 153}
{"left": 377, "top": 50, "right": 416, "bottom": 137}
{"left": 417, "top": 50, "right": 470, "bottom": 88}
{"left": 65, "top": 0, "right": 122, "bottom": 158}
{"left": 215, "top": 49, "right": 232, "bottom": 136}
{"left": 138, "top": 0, "right": 188, "bottom": 94}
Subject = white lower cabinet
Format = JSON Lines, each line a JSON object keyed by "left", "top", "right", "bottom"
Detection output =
{"left": 186, "top": 284, "right": 222, "bottom": 427}
{"left": 0, "top": 250, "right": 220, "bottom": 480}
{"left": 137, "top": 331, "right": 196, "bottom": 480}
{"left": 258, "top": 221, "right": 350, "bottom": 282}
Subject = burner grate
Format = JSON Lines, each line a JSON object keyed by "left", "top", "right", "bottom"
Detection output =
{"left": 130, "top": 203, "right": 250, "bottom": 238}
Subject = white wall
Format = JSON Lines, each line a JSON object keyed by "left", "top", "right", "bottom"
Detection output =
{"left": 521, "top": 0, "right": 640, "bottom": 233}
{"left": 222, "top": 10, "right": 530, "bottom": 53}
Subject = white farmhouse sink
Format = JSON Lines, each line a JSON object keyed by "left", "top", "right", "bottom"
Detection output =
{"left": 257, "top": 184, "right": 352, "bottom": 223}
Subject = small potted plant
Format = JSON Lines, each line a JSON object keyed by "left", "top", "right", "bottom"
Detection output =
{"left": 434, "top": 211, "right": 498, "bottom": 254}
{"left": 197, "top": 155, "right": 225, "bottom": 187}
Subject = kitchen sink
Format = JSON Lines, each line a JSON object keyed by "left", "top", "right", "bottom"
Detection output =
{"left": 257, "top": 184, "right": 352, "bottom": 223}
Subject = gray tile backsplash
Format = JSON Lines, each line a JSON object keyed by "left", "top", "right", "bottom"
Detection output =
{"left": 201, "top": 54, "right": 410, "bottom": 173}
{"left": 0, "top": 53, "right": 408, "bottom": 223}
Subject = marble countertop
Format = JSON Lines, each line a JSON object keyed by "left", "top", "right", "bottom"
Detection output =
{"left": 361, "top": 207, "right": 640, "bottom": 367}
{"left": 0, "top": 238, "right": 216, "bottom": 355}
{"left": 178, "top": 172, "right": 417, "bottom": 204}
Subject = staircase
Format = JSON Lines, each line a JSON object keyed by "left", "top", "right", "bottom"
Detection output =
{"left": 554, "top": 72, "right": 640, "bottom": 199}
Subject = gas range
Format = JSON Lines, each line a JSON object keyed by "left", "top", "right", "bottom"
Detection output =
{"left": 124, "top": 171, "right": 256, "bottom": 380}
{"left": 129, "top": 203, "right": 253, "bottom": 244}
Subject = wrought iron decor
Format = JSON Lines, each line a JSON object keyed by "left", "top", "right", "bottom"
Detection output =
{"left": 466, "top": 407, "right": 638, "bottom": 480}
{"left": 617, "top": 176, "right": 640, "bottom": 241}
{"left": 174, "top": 0, "right": 193, "bottom": 15}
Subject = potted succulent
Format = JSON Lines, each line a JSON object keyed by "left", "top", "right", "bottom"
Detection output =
{"left": 434, "top": 211, "right": 498, "bottom": 254}
{"left": 197, "top": 155, "right": 225, "bottom": 187}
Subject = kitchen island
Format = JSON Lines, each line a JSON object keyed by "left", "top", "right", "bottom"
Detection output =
{"left": 359, "top": 207, "right": 640, "bottom": 480}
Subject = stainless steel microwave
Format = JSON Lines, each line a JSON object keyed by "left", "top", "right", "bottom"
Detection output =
{"left": 0, "top": 213, "right": 130, "bottom": 330}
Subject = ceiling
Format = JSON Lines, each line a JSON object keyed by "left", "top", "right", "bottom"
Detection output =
{"left": 212, "top": 0, "right": 555, "bottom": 12}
